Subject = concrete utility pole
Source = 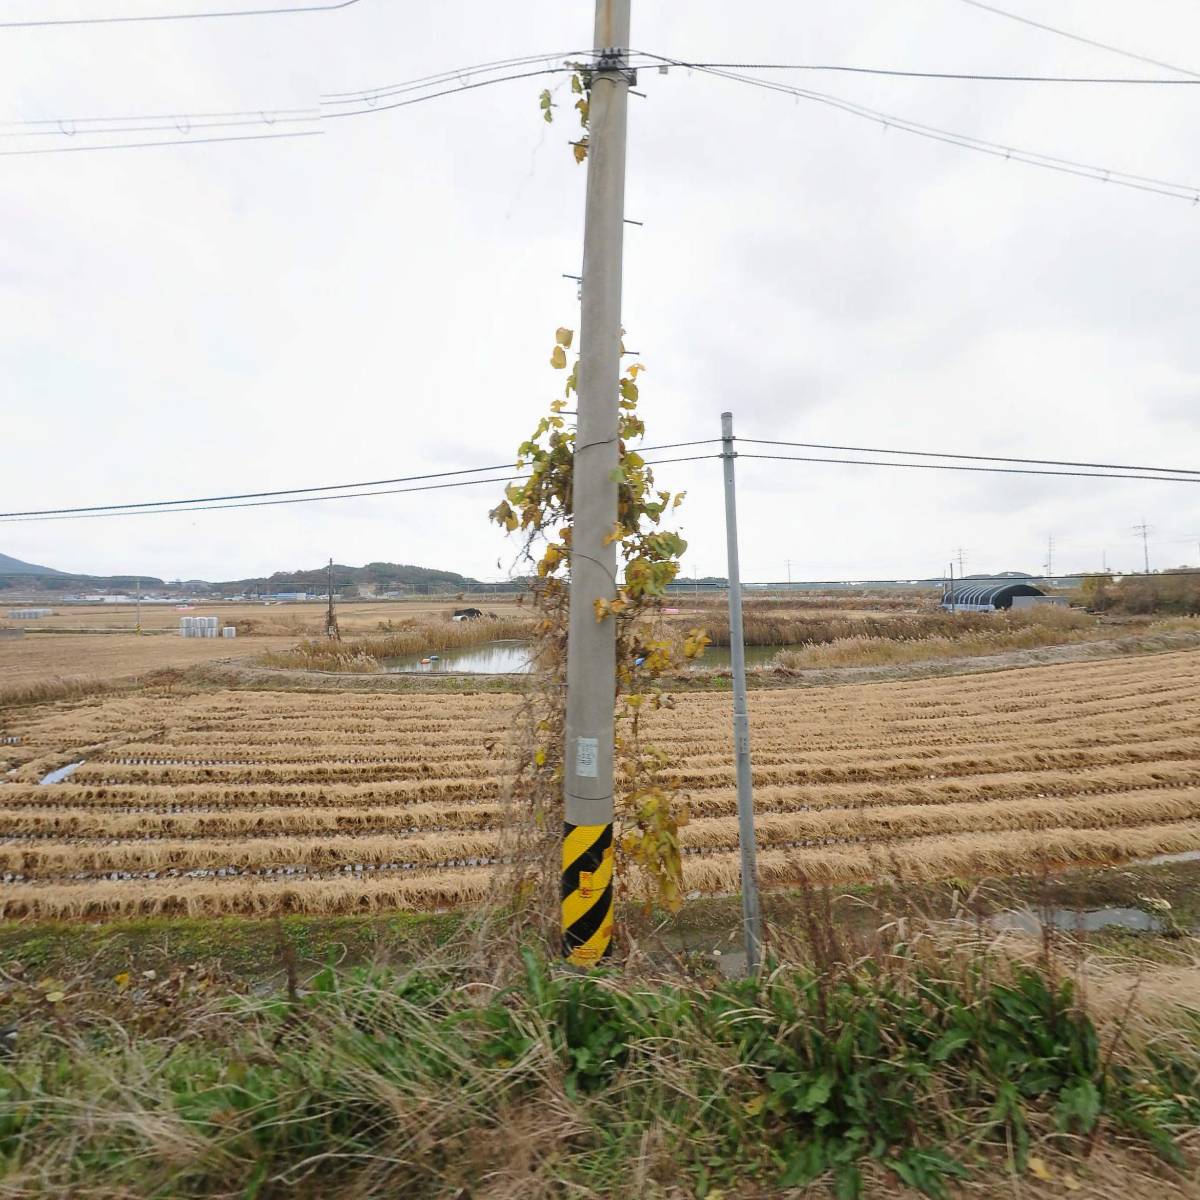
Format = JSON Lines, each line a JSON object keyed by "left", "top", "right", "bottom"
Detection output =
{"left": 325, "top": 558, "right": 340, "bottom": 641}
{"left": 561, "top": 0, "right": 632, "bottom": 968}
{"left": 721, "top": 412, "right": 762, "bottom": 972}
{"left": 134, "top": 577, "right": 142, "bottom": 634}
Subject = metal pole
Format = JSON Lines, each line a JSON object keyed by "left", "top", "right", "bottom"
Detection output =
{"left": 135, "top": 577, "right": 141, "bottom": 634}
{"left": 561, "top": 0, "right": 631, "bottom": 967}
{"left": 720, "top": 411, "right": 762, "bottom": 974}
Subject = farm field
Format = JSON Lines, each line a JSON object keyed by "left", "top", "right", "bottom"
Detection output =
{"left": 1, "top": 648, "right": 1198, "bottom": 921}
{"left": 0, "top": 631, "right": 283, "bottom": 698}
{"left": 0, "top": 597, "right": 524, "bottom": 636}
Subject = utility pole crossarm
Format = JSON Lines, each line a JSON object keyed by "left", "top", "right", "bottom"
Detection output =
{"left": 561, "top": 0, "right": 632, "bottom": 968}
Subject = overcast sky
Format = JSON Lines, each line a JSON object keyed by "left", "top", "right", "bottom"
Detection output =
{"left": 2, "top": 0, "right": 1198, "bottom": 584}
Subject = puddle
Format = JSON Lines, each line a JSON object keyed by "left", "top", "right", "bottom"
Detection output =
{"left": 988, "top": 906, "right": 1162, "bottom": 935}
{"left": 39, "top": 760, "right": 85, "bottom": 785}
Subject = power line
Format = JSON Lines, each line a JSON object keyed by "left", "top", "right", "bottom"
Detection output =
{"left": 737, "top": 452, "right": 1200, "bottom": 485}
{"left": 0, "top": 446, "right": 718, "bottom": 522}
{"left": 735, "top": 438, "right": 1200, "bottom": 477}
{"left": 322, "top": 50, "right": 582, "bottom": 105}
{"left": 0, "top": 114, "right": 320, "bottom": 141}
{"left": 0, "top": 109, "right": 318, "bottom": 141}
{"left": 658, "top": 60, "right": 1200, "bottom": 85}
{"left": 727, "top": 567, "right": 1200, "bottom": 587}
{"left": 0, "top": 474, "right": 529, "bottom": 523}
{"left": 644, "top": 55, "right": 1200, "bottom": 203}
{"left": 0, "top": 0, "right": 363, "bottom": 28}
{"left": 0, "top": 129, "right": 320, "bottom": 157}
{"left": 322, "top": 66, "right": 573, "bottom": 120}
{"left": 0, "top": 463, "right": 521, "bottom": 518}
{"left": 954, "top": 0, "right": 1200, "bottom": 82}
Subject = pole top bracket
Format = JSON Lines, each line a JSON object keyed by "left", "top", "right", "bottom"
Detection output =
{"left": 595, "top": 46, "right": 637, "bottom": 85}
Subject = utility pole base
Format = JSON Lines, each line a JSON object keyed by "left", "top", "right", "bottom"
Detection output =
{"left": 561, "top": 821, "right": 614, "bottom": 965}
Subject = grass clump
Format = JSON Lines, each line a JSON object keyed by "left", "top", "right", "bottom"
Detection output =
{"left": 2, "top": 938, "right": 1196, "bottom": 1198}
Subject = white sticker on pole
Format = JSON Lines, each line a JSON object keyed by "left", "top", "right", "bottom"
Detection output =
{"left": 575, "top": 736, "right": 599, "bottom": 779}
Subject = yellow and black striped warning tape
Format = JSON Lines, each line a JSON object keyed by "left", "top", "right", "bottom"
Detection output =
{"left": 562, "top": 821, "right": 614, "bottom": 966}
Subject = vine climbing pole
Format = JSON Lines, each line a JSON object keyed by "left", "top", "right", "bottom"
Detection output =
{"left": 561, "top": 0, "right": 632, "bottom": 967}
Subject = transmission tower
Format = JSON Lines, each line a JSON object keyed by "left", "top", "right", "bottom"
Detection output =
{"left": 325, "top": 557, "right": 341, "bottom": 641}
{"left": 1133, "top": 520, "right": 1153, "bottom": 575}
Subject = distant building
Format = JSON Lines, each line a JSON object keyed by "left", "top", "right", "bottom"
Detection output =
{"left": 941, "top": 582, "right": 1053, "bottom": 612}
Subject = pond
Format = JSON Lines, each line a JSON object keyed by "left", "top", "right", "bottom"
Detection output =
{"left": 382, "top": 640, "right": 536, "bottom": 674}
{"left": 381, "top": 640, "right": 790, "bottom": 675}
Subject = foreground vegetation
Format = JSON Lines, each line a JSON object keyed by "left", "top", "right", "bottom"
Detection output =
{"left": 1, "top": 920, "right": 1196, "bottom": 1198}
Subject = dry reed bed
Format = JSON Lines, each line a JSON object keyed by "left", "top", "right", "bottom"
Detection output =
{"left": 2, "top": 648, "right": 1199, "bottom": 917}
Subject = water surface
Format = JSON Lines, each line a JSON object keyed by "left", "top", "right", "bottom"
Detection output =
{"left": 382, "top": 640, "right": 788, "bottom": 675}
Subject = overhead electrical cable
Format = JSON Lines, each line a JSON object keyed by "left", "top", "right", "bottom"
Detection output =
{"left": 0, "top": 454, "right": 719, "bottom": 523}
{"left": 0, "top": 106, "right": 318, "bottom": 142}
{"left": 322, "top": 49, "right": 582, "bottom": 105}
{"left": 735, "top": 438, "right": 1200, "bottom": 477}
{"left": 737, "top": 452, "right": 1200, "bottom": 485}
{"left": 640, "top": 53, "right": 1200, "bottom": 203}
{"left": 954, "top": 0, "right": 1200, "bottom": 81}
{"left": 0, "top": 129, "right": 320, "bottom": 157}
{"left": 321, "top": 66, "right": 573, "bottom": 120}
{"left": 0, "top": 113, "right": 320, "bottom": 140}
{"left": 0, "top": 0, "right": 362, "bottom": 28}
{"left": 0, "top": 474, "right": 530, "bottom": 523}
{"left": 731, "top": 568, "right": 1200, "bottom": 586}
{"left": 0, "top": 443, "right": 719, "bottom": 521}
{"left": 657, "top": 60, "right": 1200, "bottom": 85}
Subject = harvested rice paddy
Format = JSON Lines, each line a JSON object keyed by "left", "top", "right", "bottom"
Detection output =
{"left": 1, "top": 649, "right": 1198, "bottom": 920}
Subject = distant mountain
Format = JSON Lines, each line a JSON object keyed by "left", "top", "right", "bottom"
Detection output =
{"left": 0, "top": 558, "right": 492, "bottom": 597}
{"left": 226, "top": 561, "right": 486, "bottom": 595}
{"left": 0, "top": 552, "right": 65, "bottom": 576}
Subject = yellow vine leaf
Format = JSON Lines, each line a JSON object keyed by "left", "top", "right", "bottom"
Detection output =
{"left": 1027, "top": 1157, "right": 1053, "bottom": 1183}
{"left": 555, "top": 327, "right": 574, "bottom": 348}
{"left": 573, "top": 139, "right": 588, "bottom": 164}
{"left": 550, "top": 344, "right": 567, "bottom": 370}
